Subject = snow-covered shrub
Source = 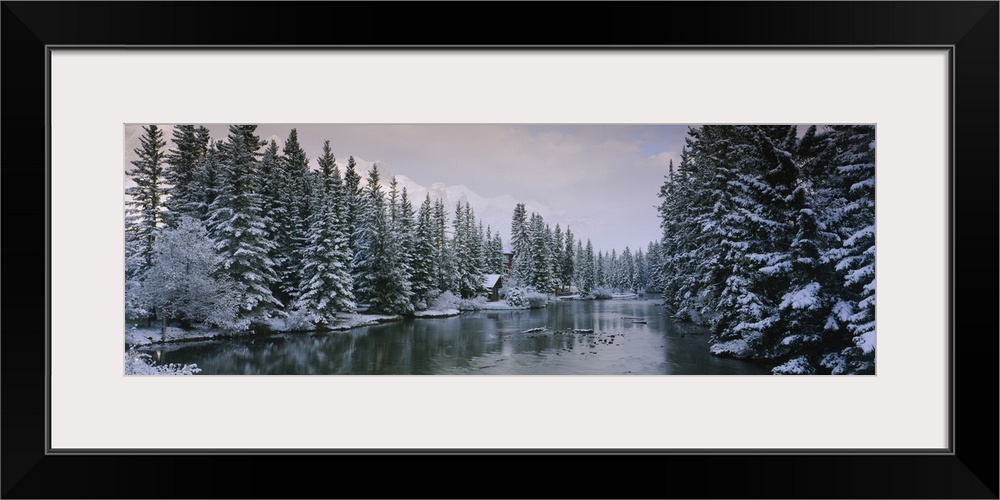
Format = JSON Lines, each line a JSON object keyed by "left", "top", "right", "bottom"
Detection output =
{"left": 503, "top": 286, "right": 548, "bottom": 308}
{"left": 283, "top": 308, "right": 317, "bottom": 332}
{"left": 138, "top": 216, "right": 248, "bottom": 332}
{"left": 459, "top": 296, "right": 488, "bottom": 311}
{"left": 591, "top": 287, "right": 614, "bottom": 300}
{"left": 430, "top": 291, "right": 462, "bottom": 311}
{"left": 502, "top": 286, "right": 526, "bottom": 307}
{"left": 523, "top": 291, "right": 549, "bottom": 308}
{"left": 771, "top": 356, "right": 816, "bottom": 375}
{"left": 709, "top": 338, "right": 752, "bottom": 359}
{"left": 125, "top": 348, "right": 201, "bottom": 375}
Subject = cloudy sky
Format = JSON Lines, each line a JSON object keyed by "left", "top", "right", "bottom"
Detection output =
{"left": 125, "top": 124, "right": 692, "bottom": 253}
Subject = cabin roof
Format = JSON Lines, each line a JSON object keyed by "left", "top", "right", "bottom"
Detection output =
{"left": 482, "top": 274, "right": 502, "bottom": 289}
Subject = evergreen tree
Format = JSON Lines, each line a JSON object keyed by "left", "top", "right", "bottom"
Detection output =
{"left": 562, "top": 227, "right": 575, "bottom": 292}
{"left": 820, "top": 125, "right": 876, "bottom": 374}
{"left": 125, "top": 124, "right": 167, "bottom": 281}
{"left": 344, "top": 156, "right": 364, "bottom": 289}
{"left": 552, "top": 224, "right": 564, "bottom": 292}
{"left": 276, "top": 129, "right": 312, "bottom": 304}
{"left": 528, "top": 214, "right": 554, "bottom": 292}
{"left": 573, "top": 239, "right": 584, "bottom": 291}
{"left": 654, "top": 124, "right": 876, "bottom": 374}
{"left": 509, "top": 203, "right": 530, "bottom": 285}
{"left": 411, "top": 194, "right": 438, "bottom": 307}
{"left": 433, "top": 198, "right": 456, "bottom": 293}
{"left": 188, "top": 139, "right": 223, "bottom": 223}
{"left": 581, "top": 240, "right": 596, "bottom": 295}
{"left": 295, "top": 140, "right": 356, "bottom": 324}
{"left": 595, "top": 251, "right": 606, "bottom": 288}
{"left": 621, "top": 247, "right": 635, "bottom": 293}
{"left": 206, "top": 125, "right": 282, "bottom": 323}
{"left": 452, "top": 201, "right": 483, "bottom": 298}
{"left": 163, "top": 125, "right": 210, "bottom": 225}
{"left": 353, "top": 167, "right": 413, "bottom": 314}
{"left": 257, "top": 140, "right": 295, "bottom": 304}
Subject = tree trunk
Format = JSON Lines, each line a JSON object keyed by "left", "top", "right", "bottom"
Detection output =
{"left": 161, "top": 314, "right": 167, "bottom": 343}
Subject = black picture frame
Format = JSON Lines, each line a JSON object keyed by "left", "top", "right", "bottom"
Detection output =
{"left": 3, "top": 2, "right": 997, "bottom": 498}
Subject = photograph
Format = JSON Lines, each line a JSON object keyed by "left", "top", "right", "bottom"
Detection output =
{"left": 4, "top": 0, "right": 993, "bottom": 496}
{"left": 124, "top": 123, "right": 875, "bottom": 376}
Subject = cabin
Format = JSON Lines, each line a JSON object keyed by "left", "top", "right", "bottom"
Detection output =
{"left": 502, "top": 245, "right": 515, "bottom": 273}
{"left": 482, "top": 274, "right": 503, "bottom": 301}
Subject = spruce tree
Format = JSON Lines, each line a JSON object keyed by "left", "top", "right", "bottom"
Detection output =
{"left": 509, "top": 203, "right": 530, "bottom": 285}
{"left": 295, "top": 140, "right": 356, "bottom": 324}
{"left": 163, "top": 125, "right": 210, "bottom": 226}
{"left": 125, "top": 124, "right": 167, "bottom": 281}
{"left": 206, "top": 125, "right": 282, "bottom": 323}
{"left": 353, "top": 167, "right": 413, "bottom": 314}
{"left": 411, "top": 194, "right": 438, "bottom": 307}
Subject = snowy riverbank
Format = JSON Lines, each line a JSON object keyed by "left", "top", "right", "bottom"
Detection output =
{"left": 125, "top": 311, "right": 403, "bottom": 346}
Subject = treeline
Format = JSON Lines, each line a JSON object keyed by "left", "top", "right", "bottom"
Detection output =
{"left": 656, "top": 125, "right": 875, "bottom": 374}
{"left": 507, "top": 203, "right": 665, "bottom": 298}
{"left": 125, "top": 124, "right": 650, "bottom": 334}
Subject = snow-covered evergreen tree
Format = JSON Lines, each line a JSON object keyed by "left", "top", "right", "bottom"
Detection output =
{"left": 433, "top": 197, "right": 456, "bottom": 294}
{"left": 206, "top": 125, "right": 282, "bottom": 323}
{"left": 353, "top": 167, "right": 413, "bottom": 314}
{"left": 581, "top": 240, "right": 596, "bottom": 295}
{"left": 562, "top": 227, "right": 575, "bottom": 291}
{"left": 509, "top": 203, "right": 530, "bottom": 286}
{"left": 527, "top": 213, "right": 554, "bottom": 293}
{"left": 819, "top": 125, "right": 876, "bottom": 374}
{"left": 294, "top": 140, "right": 356, "bottom": 324}
{"left": 344, "top": 156, "right": 364, "bottom": 292}
{"left": 273, "top": 129, "right": 312, "bottom": 305}
{"left": 452, "top": 201, "right": 484, "bottom": 298}
{"left": 655, "top": 124, "right": 876, "bottom": 374}
{"left": 163, "top": 125, "right": 210, "bottom": 226}
{"left": 411, "top": 194, "right": 438, "bottom": 307}
{"left": 125, "top": 124, "right": 167, "bottom": 281}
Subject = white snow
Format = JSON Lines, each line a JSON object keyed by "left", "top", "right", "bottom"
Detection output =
{"left": 779, "top": 282, "right": 821, "bottom": 310}
{"left": 855, "top": 330, "right": 876, "bottom": 354}
{"left": 771, "top": 356, "right": 816, "bottom": 375}
{"left": 413, "top": 309, "right": 460, "bottom": 318}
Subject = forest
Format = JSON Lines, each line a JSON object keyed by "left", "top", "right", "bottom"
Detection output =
{"left": 125, "top": 124, "right": 875, "bottom": 375}
{"left": 656, "top": 125, "right": 875, "bottom": 374}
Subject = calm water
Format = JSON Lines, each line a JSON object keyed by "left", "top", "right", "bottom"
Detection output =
{"left": 139, "top": 299, "right": 769, "bottom": 375}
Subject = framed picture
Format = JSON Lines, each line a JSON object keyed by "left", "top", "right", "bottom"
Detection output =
{"left": 5, "top": 2, "right": 996, "bottom": 498}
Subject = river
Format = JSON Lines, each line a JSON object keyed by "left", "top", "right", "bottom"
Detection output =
{"left": 138, "top": 298, "right": 769, "bottom": 375}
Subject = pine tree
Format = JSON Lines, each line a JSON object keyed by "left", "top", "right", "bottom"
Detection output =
{"left": 411, "top": 194, "right": 438, "bottom": 307}
{"left": 189, "top": 139, "right": 223, "bottom": 223}
{"left": 125, "top": 124, "right": 167, "bottom": 281}
{"left": 562, "top": 228, "right": 575, "bottom": 292}
{"left": 295, "top": 140, "right": 356, "bottom": 324}
{"left": 257, "top": 139, "right": 295, "bottom": 304}
{"left": 820, "top": 125, "right": 876, "bottom": 374}
{"left": 276, "top": 129, "right": 312, "bottom": 304}
{"left": 509, "top": 203, "right": 530, "bottom": 286}
{"left": 344, "top": 156, "right": 364, "bottom": 289}
{"left": 163, "top": 125, "right": 210, "bottom": 225}
{"left": 206, "top": 125, "right": 282, "bottom": 323}
{"left": 527, "top": 214, "right": 554, "bottom": 293}
{"left": 433, "top": 197, "right": 456, "bottom": 293}
{"left": 353, "top": 167, "right": 413, "bottom": 314}
{"left": 552, "top": 224, "right": 564, "bottom": 293}
{"left": 452, "top": 201, "right": 483, "bottom": 298}
{"left": 581, "top": 240, "right": 596, "bottom": 295}
{"left": 573, "top": 239, "right": 584, "bottom": 291}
